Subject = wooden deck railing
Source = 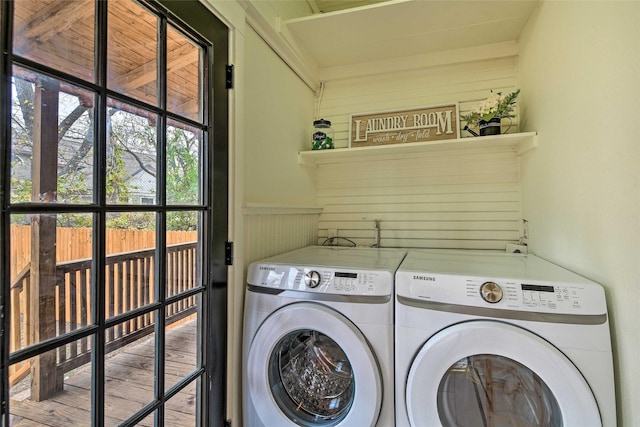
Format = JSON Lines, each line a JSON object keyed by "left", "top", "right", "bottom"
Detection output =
{"left": 9, "top": 242, "right": 198, "bottom": 385}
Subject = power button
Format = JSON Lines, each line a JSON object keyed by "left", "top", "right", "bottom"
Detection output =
{"left": 480, "top": 281, "right": 503, "bottom": 303}
{"left": 304, "top": 271, "right": 321, "bottom": 288}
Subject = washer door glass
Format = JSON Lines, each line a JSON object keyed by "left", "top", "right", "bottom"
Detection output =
{"left": 437, "top": 354, "right": 562, "bottom": 427}
{"left": 247, "top": 302, "right": 383, "bottom": 426}
{"left": 269, "top": 330, "right": 355, "bottom": 426}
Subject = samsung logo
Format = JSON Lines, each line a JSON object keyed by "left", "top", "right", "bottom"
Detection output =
{"left": 413, "top": 275, "right": 436, "bottom": 281}
{"left": 260, "top": 266, "right": 276, "bottom": 271}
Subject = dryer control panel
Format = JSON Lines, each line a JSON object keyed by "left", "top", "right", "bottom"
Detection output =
{"left": 463, "top": 277, "right": 602, "bottom": 313}
{"left": 395, "top": 251, "right": 608, "bottom": 316}
{"left": 396, "top": 273, "right": 608, "bottom": 316}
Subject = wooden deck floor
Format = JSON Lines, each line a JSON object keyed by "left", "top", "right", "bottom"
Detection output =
{"left": 9, "top": 320, "right": 198, "bottom": 426}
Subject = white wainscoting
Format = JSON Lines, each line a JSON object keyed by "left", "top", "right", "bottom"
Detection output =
{"left": 243, "top": 204, "right": 322, "bottom": 266}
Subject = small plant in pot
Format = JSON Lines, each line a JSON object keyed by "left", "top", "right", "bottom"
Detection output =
{"left": 462, "top": 89, "right": 520, "bottom": 136}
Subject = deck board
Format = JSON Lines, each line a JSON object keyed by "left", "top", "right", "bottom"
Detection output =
{"left": 10, "top": 320, "right": 198, "bottom": 426}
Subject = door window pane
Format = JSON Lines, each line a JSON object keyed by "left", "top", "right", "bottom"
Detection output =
{"left": 106, "top": 212, "right": 157, "bottom": 322}
{"left": 166, "top": 381, "right": 198, "bottom": 425}
{"left": 167, "top": 25, "right": 202, "bottom": 122}
{"left": 165, "top": 300, "right": 199, "bottom": 391}
{"left": 438, "top": 354, "right": 563, "bottom": 427}
{"left": 105, "top": 314, "right": 157, "bottom": 426}
{"left": 138, "top": 411, "right": 156, "bottom": 426}
{"left": 107, "top": 0, "right": 158, "bottom": 106}
{"left": 13, "top": 0, "right": 95, "bottom": 83}
{"left": 3, "top": 1, "right": 222, "bottom": 425}
{"left": 167, "top": 120, "right": 202, "bottom": 205}
{"left": 10, "top": 340, "right": 93, "bottom": 425}
{"left": 9, "top": 213, "right": 94, "bottom": 353}
{"left": 11, "top": 67, "right": 96, "bottom": 204}
{"left": 166, "top": 211, "right": 200, "bottom": 299}
{"left": 106, "top": 101, "right": 158, "bottom": 205}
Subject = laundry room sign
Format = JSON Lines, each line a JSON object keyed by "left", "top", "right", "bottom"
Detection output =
{"left": 349, "top": 103, "right": 460, "bottom": 147}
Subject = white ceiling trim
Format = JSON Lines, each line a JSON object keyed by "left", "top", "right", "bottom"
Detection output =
{"left": 318, "top": 40, "right": 520, "bottom": 82}
{"left": 244, "top": 1, "right": 321, "bottom": 92}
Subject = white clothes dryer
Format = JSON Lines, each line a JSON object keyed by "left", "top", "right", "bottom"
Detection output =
{"left": 395, "top": 250, "right": 616, "bottom": 427}
{"left": 243, "top": 246, "right": 406, "bottom": 427}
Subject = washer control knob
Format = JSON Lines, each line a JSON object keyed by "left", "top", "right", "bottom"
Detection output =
{"left": 480, "top": 281, "right": 503, "bottom": 303}
{"left": 304, "top": 271, "right": 322, "bottom": 288}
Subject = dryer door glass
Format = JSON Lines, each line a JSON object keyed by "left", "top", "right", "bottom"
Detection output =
{"left": 437, "top": 354, "right": 562, "bottom": 427}
{"left": 268, "top": 329, "right": 355, "bottom": 426}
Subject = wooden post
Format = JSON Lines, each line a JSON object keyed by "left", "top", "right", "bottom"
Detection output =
{"left": 29, "top": 77, "right": 63, "bottom": 401}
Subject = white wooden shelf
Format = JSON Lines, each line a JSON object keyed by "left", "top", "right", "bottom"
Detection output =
{"left": 298, "top": 132, "right": 537, "bottom": 166}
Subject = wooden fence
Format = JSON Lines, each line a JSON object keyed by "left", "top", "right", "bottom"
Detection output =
{"left": 10, "top": 224, "right": 197, "bottom": 279}
{"left": 8, "top": 225, "right": 198, "bottom": 386}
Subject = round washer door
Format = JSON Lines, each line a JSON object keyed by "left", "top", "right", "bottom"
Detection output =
{"left": 406, "top": 321, "right": 601, "bottom": 427}
{"left": 247, "top": 302, "right": 382, "bottom": 427}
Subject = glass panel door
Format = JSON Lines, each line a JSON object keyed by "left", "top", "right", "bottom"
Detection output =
{"left": 1, "top": 1, "right": 228, "bottom": 425}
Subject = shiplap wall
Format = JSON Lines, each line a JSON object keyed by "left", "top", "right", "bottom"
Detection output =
{"left": 314, "top": 56, "right": 524, "bottom": 250}
{"left": 317, "top": 57, "right": 521, "bottom": 148}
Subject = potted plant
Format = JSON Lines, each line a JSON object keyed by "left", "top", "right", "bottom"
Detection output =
{"left": 462, "top": 89, "right": 520, "bottom": 136}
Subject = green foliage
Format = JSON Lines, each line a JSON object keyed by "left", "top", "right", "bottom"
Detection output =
{"left": 106, "top": 212, "right": 156, "bottom": 230}
{"left": 56, "top": 214, "right": 93, "bottom": 228}
{"left": 462, "top": 89, "right": 520, "bottom": 128}
{"left": 166, "top": 127, "right": 199, "bottom": 205}
{"left": 106, "top": 142, "right": 132, "bottom": 204}
{"left": 57, "top": 170, "right": 91, "bottom": 203}
{"left": 10, "top": 169, "right": 31, "bottom": 204}
{"left": 167, "top": 211, "right": 198, "bottom": 231}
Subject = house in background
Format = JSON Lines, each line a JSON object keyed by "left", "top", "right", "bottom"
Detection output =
{"left": 127, "top": 164, "right": 157, "bottom": 205}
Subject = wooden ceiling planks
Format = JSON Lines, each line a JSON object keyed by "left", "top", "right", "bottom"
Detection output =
{"left": 12, "top": 0, "right": 201, "bottom": 119}
{"left": 13, "top": 0, "right": 95, "bottom": 81}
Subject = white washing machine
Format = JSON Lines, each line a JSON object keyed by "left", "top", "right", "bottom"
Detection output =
{"left": 243, "top": 246, "right": 406, "bottom": 427}
{"left": 395, "top": 250, "right": 616, "bottom": 427}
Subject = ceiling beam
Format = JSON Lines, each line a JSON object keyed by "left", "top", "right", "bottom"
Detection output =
{"left": 15, "top": 1, "right": 93, "bottom": 48}
{"left": 114, "top": 43, "right": 198, "bottom": 91}
{"left": 307, "top": 0, "right": 321, "bottom": 14}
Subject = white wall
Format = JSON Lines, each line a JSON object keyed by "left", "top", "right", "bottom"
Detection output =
{"left": 518, "top": 2, "right": 640, "bottom": 425}
{"left": 237, "top": 23, "right": 321, "bottom": 426}
{"left": 244, "top": 26, "right": 317, "bottom": 205}
{"left": 200, "top": 3, "right": 320, "bottom": 423}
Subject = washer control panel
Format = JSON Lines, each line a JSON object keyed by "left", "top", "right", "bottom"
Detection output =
{"left": 304, "top": 270, "right": 322, "bottom": 288}
{"left": 248, "top": 264, "right": 392, "bottom": 296}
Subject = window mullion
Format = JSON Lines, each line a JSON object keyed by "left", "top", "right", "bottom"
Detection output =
{"left": 0, "top": 1, "right": 14, "bottom": 424}
{"left": 93, "top": 1, "right": 109, "bottom": 426}
{"left": 155, "top": 12, "right": 168, "bottom": 427}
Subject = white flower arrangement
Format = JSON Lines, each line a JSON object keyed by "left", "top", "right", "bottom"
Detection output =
{"left": 463, "top": 89, "right": 520, "bottom": 128}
